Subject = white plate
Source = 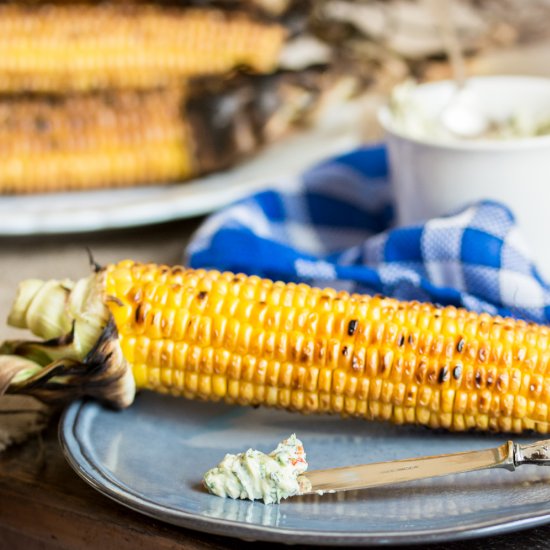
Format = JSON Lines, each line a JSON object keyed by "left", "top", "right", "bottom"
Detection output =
{"left": 0, "top": 102, "right": 365, "bottom": 235}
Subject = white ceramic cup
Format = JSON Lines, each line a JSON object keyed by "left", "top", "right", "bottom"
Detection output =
{"left": 379, "top": 75, "right": 550, "bottom": 281}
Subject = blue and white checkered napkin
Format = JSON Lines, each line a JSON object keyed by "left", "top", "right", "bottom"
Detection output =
{"left": 186, "top": 145, "right": 550, "bottom": 323}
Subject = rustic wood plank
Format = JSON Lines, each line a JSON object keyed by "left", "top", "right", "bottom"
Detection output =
{"left": 0, "top": 526, "right": 61, "bottom": 550}
{"left": 0, "top": 414, "right": 243, "bottom": 550}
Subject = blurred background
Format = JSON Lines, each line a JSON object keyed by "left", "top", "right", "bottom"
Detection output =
{"left": 1, "top": 0, "right": 550, "bottom": 196}
{"left": 3, "top": 5, "right": 550, "bottom": 549}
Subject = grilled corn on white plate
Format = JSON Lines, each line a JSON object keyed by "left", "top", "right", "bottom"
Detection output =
{"left": 60, "top": 391, "right": 550, "bottom": 545}
{"left": 0, "top": 102, "right": 363, "bottom": 236}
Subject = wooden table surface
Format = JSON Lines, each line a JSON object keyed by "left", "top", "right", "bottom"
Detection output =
{"left": 1, "top": 219, "right": 550, "bottom": 550}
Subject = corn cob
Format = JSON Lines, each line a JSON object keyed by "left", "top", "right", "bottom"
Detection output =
{"left": 0, "top": 89, "right": 192, "bottom": 194}
{"left": 0, "top": 4, "right": 286, "bottom": 93}
{"left": 3, "top": 260, "right": 550, "bottom": 434}
{"left": 0, "top": 69, "right": 334, "bottom": 194}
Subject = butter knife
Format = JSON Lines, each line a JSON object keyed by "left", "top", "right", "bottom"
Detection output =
{"left": 298, "top": 439, "right": 550, "bottom": 495}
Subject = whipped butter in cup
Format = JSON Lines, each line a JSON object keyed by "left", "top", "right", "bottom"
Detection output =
{"left": 378, "top": 75, "right": 550, "bottom": 281}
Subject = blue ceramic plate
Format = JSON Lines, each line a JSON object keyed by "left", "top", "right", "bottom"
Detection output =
{"left": 59, "top": 392, "right": 550, "bottom": 545}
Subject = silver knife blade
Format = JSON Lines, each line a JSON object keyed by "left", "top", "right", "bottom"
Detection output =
{"left": 298, "top": 441, "right": 515, "bottom": 495}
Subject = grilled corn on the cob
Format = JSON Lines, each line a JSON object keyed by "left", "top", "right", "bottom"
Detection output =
{"left": 0, "top": 69, "right": 332, "bottom": 193}
{"left": 0, "top": 3, "right": 286, "bottom": 93}
{"left": 3, "top": 260, "right": 550, "bottom": 434}
{"left": 0, "top": 89, "right": 192, "bottom": 193}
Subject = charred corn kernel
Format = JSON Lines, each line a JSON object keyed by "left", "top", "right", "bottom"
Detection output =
{"left": 305, "top": 392, "right": 318, "bottom": 412}
{"left": 0, "top": 4, "right": 286, "bottom": 93}
{"left": 319, "top": 393, "right": 331, "bottom": 412}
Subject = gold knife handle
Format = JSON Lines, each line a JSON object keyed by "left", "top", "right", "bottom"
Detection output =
{"left": 514, "top": 440, "right": 550, "bottom": 467}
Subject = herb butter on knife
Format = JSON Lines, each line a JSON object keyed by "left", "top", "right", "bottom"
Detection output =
{"left": 203, "top": 434, "right": 308, "bottom": 504}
